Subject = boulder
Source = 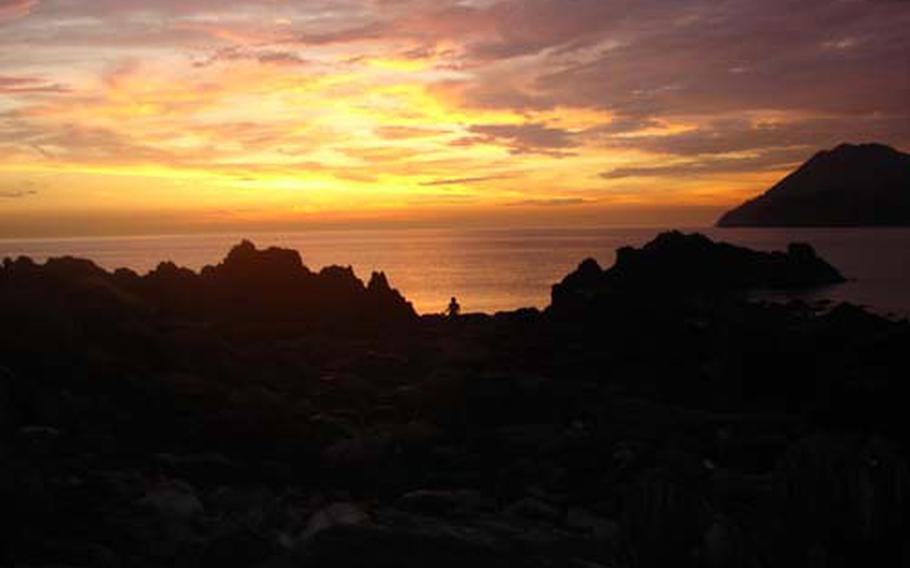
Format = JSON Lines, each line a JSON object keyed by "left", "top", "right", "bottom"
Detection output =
{"left": 496, "top": 424, "right": 567, "bottom": 454}
{"left": 565, "top": 508, "right": 621, "bottom": 544}
{"left": 506, "top": 497, "right": 562, "bottom": 523}
{"left": 154, "top": 452, "right": 240, "bottom": 484}
{"left": 198, "top": 529, "right": 274, "bottom": 568}
{"left": 397, "top": 489, "right": 486, "bottom": 517}
{"left": 302, "top": 502, "right": 370, "bottom": 541}
{"left": 138, "top": 480, "right": 204, "bottom": 517}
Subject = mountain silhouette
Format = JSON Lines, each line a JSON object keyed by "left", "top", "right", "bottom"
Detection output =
{"left": 717, "top": 143, "right": 910, "bottom": 226}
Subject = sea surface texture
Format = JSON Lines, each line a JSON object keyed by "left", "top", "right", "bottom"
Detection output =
{"left": 2, "top": 227, "right": 908, "bottom": 316}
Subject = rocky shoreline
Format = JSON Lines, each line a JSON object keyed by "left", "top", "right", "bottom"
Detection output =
{"left": 1, "top": 232, "right": 907, "bottom": 567}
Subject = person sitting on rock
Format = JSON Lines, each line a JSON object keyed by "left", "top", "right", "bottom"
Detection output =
{"left": 446, "top": 296, "right": 461, "bottom": 319}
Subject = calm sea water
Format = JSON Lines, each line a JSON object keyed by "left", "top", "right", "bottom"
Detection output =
{"left": 1, "top": 227, "right": 908, "bottom": 317}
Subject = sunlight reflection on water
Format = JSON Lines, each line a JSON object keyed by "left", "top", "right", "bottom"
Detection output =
{"left": 1, "top": 227, "right": 908, "bottom": 316}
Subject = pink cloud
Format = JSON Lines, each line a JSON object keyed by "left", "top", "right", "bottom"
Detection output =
{"left": 0, "top": 0, "right": 37, "bottom": 23}
{"left": 0, "top": 75, "right": 69, "bottom": 94}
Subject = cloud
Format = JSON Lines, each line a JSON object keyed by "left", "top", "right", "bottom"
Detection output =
{"left": 0, "top": 75, "right": 69, "bottom": 94}
{"left": 458, "top": 123, "right": 579, "bottom": 156}
{"left": 0, "top": 0, "right": 36, "bottom": 23}
{"left": 600, "top": 148, "right": 803, "bottom": 179}
{"left": 0, "top": 0, "right": 909, "bottom": 230}
{"left": 194, "top": 47, "right": 310, "bottom": 68}
{"left": 294, "top": 21, "right": 390, "bottom": 46}
{"left": 507, "top": 197, "right": 591, "bottom": 207}
{"left": 420, "top": 174, "right": 512, "bottom": 186}
{"left": 464, "top": 0, "right": 616, "bottom": 61}
{"left": 531, "top": 0, "right": 910, "bottom": 118}
{"left": 0, "top": 188, "right": 37, "bottom": 198}
{"left": 612, "top": 116, "right": 910, "bottom": 157}
{"left": 374, "top": 126, "right": 451, "bottom": 140}
{"left": 0, "top": 115, "right": 182, "bottom": 166}
{"left": 597, "top": 114, "right": 910, "bottom": 179}
{"left": 407, "top": 192, "right": 478, "bottom": 205}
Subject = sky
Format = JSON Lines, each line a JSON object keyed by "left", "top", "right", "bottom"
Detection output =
{"left": 1, "top": 0, "right": 908, "bottom": 237}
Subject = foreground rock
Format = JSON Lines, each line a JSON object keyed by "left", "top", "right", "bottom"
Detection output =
{"left": 0, "top": 234, "right": 908, "bottom": 567}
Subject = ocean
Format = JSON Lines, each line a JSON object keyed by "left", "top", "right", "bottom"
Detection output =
{"left": 1, "top": 227, "right": 908, "bottom": 317}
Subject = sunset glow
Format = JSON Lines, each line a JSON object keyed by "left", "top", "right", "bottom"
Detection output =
{"left": 1, "top": 0, "right": 908, "bottom": 236}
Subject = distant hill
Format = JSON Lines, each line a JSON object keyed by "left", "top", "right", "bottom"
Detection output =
{"left": 717, "top": 143, "right": 910, "bottom": 227}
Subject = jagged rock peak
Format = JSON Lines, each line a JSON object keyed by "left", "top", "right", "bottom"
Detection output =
{"left": 223, "top": 240, "right": 305, "bottom": 271}
{"left": 368, "top": 271, "right": 391, "bottom": 292}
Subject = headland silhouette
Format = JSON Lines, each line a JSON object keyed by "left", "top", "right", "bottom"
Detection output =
{"left": 718, "top": 143, "right": 910, "bottom": 227}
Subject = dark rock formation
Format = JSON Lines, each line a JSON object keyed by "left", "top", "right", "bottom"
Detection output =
{"left": 718, "top": 143, "right": 910, "bottom": 226}
{"left": 552, "top": 231, "right": 844, "bottom": 313}
{"left": 1, "top": 240, "right": 416, "bottom": 335}
{"left": 1, "top": 233, "right": 908, "bottom": 568}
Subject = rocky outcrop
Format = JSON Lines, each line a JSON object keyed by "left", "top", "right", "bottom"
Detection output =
{"left": 1, "top": 240, "right": 416, "bottom": 334}
{"left": 552, "top": 231, "right": 844, "bottom": 313}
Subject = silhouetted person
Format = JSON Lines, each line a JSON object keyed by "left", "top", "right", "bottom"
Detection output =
{"left": 446, "top": 296, "right": 461, "bottom": 319}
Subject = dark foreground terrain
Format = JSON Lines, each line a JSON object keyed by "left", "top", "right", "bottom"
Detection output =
{"left": 1, "top": 232, "right": 908, "bottom": 567}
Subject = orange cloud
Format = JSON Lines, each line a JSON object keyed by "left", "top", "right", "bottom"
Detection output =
{"left": 1, "top": 0, "right": 908, "bottom": 236}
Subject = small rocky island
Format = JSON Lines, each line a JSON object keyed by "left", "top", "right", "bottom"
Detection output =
{"left": 1, "top": 234, "right": 907, "bottom": 567}
{"left": 718, "top": 143, "right": 910, "bottom": 226}
{"left": 552, "top": 231, "right": 844, "bottom": 313}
